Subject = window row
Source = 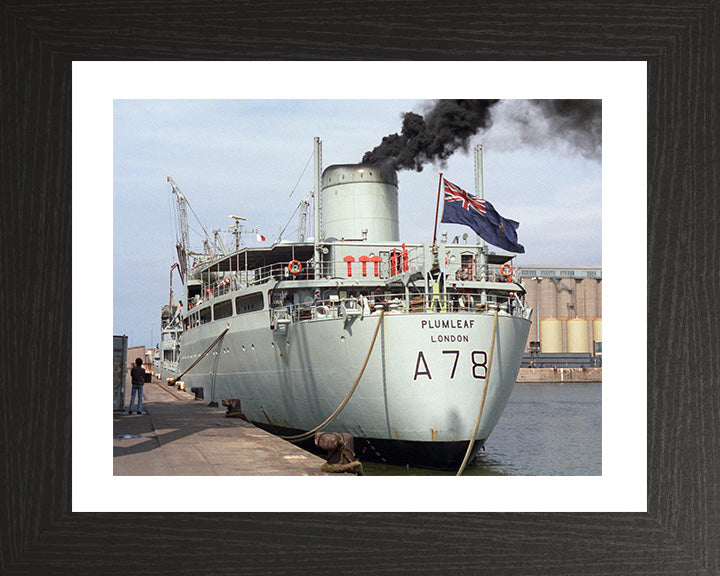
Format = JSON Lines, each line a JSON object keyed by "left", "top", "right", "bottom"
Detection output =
{"left": 185, "top": 292, "right": 264, "bottom": 328}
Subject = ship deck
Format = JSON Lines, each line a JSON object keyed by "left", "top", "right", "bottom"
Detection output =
{"left": 113, "top": 379, "right": 336, "bottom": 476}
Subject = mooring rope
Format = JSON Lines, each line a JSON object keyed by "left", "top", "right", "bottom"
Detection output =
{"left": 456, "top": 309, "right": 499, "bottom": 476}
{"left": 280, "top": 310, "right": 385, "bottom": 442}
{"left": 170, "top": 327, "right": 229, "bottom": 385}
{"left": 209, "top": 330, "right": 227, "bottom": 402}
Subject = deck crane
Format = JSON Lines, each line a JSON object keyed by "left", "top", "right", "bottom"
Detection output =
{"left": 167, "top": 176, "right": 190, "bottom": 281}
{"left": 213, "top": 229, "right": 229, "bottom": 256}
{"left": 167, "top": 176, "right": 215, "bottom": 275}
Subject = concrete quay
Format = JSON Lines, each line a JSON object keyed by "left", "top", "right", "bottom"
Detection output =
{"left": 113, "top": 380, "right": 331, "bottom": 476}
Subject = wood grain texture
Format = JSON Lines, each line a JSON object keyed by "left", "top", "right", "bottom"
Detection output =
{"left": 1, "top": 1, "right": 718, "bottom": 574}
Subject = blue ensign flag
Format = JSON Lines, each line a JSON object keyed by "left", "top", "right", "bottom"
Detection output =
{"left": 440, "top": 179, "right": 525, "bottom": 253}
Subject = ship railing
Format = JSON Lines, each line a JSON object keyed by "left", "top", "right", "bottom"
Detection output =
{"left": 275, "top": 290, "right": 528, "bottom": 324}
{"left": 443, "top": 261, "right": 519, "bottom": 283}
{"left": 400, "top": 291, "right": 527, "bottom": 316}
{"left": 201, "top": 258, "right": 521, "bottom": 296}
{"left": 201, "top": 260, "right": 316, "bottom": 297}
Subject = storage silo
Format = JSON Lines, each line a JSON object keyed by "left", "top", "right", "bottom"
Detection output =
{"left": 582, "top": 278, "right": 600, "bottom": 318}
{"left": 567, "top": 318, "right": 591, "bottom": 353}
{"left": 540, "top": 318, "right": 563, "bottom": 353}
{"left": 575, "top": 278, "right": 586, "bottom": 317}
{"left": 592, "top": 318, "right": 602, "bottom": 343}
{"left": 523, "top": 278, "right": 540, "bottom": 349}
{"left": 321, "top": 164, "right": 399, "bottom": 242}
{"left": 539, "top": 279, "right": 558, "bottom": 318}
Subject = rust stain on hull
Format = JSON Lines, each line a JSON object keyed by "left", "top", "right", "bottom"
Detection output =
{"left": 260, "top": 407, "right": 275, "bottom": 426}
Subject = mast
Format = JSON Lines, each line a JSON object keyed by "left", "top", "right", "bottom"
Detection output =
{"left": 474, "top": 145, "right": 488, "bottom": 304}
{"left": 229, "top": 215, "right": 246, "bottom": 251}
{"left": 313, "top": 137, "right": 322, "bottom": 280}
{"left": 169, "top": 263, "right": 178, "bottom": 306}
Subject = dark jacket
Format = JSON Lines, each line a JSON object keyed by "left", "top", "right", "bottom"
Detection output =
{"left": 131, "top": 365, "right": 146, "bottom": 386}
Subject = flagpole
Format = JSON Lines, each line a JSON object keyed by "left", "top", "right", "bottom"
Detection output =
{"left": 475, "top": 144, "right": 489, "bottom": 305}
{"left": 432, "top": 172, "right": 443, "bottom": 244}
{"left": 313, "top": 136, "right": 322, "bottom": 280}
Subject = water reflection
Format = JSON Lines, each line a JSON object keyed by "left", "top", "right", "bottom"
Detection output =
{"left": 363, "top": 382, "right": 602, "bottom": 476}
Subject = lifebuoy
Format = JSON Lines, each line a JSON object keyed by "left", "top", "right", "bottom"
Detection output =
{"left": 500, "top": 263, "right": 513, "bottom": 281}
{"left": 288, "top": 260, "right": 302, "bottom": 275}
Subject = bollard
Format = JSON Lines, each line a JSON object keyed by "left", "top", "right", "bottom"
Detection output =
{"left": 315, "top": 432, "right": 363, "bottom": 475}
{"left": 221, "top": 398, "right": 249, "bottom": 421}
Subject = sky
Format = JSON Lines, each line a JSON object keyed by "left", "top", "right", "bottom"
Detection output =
{"left": 113, "top": 99, "right": 601, "bottom": 348}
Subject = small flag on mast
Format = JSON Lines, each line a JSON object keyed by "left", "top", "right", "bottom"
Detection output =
{"left": 256, "top": 233, "right": 266, "bottom": 242}
{"left": 440, "top": 179, "right": 524, "bottom": 253}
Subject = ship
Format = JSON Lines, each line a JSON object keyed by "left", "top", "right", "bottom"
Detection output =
{"left": 157, "top": 263, "right": 182, "bottom": 383}
{"left": 165, "top": 139, "right": 532, "bottom": 470}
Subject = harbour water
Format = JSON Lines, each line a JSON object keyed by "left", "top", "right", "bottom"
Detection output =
{"left": 363, "top": 382, "right": 602, "bottom": 476}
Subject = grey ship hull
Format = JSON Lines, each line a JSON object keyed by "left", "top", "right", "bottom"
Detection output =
{"left": 177, "top": 307, "right": 530, "bottom": 469}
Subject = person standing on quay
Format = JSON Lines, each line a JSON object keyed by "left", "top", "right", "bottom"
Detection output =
{"left": 129, "top": 358, "right": 146, "bottom": 415}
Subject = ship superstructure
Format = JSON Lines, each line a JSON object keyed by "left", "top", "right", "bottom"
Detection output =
{"left": 167, "top": 139, "right": 531, "bottom": 469}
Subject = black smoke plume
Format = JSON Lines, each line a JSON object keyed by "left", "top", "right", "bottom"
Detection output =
{"left": 524, "top": 100, "right": 601, "bottom": 160}
{"left": 362, "top": 100, "right": 499, "bottom": 172}
{"left": 362, "top": 99, "right": 601, "bottom": 171}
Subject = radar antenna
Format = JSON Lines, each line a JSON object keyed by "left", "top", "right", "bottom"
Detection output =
{"left": 229, "top": 215, "right": 247, "bottom": 251}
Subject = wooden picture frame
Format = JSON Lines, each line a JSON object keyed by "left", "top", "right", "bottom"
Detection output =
{"left": 1, "top": 2, "right": 717, "bottom": 573}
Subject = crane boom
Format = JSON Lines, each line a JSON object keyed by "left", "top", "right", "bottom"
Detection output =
{"left": 213, "top": 229, "right": 228, "bottom": 256}
{"left": 167, "top": 176, "right": 190, "bottom": 279}
{"left": 297, "top": 192, "right": 310, "bottom": 242}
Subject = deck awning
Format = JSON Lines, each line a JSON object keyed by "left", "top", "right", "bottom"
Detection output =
{"left": 191, "top": 243, "right": 315, "bottom": 274}
{"left": 487, "top": 252, "right": 517, "bottom": 265}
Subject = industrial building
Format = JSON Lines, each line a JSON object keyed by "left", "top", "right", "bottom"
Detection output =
{"left": 516, "top": 266, "right": 602, "bottom": 367}
{"left": 113, "top": 336, "right": 156, "bottom": 412}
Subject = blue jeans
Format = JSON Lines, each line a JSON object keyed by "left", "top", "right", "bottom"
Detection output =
{"left": 129, "top": 385, "right": 143, "bottom": 413}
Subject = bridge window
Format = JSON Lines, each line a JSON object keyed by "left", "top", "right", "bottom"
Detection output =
{"left": 214, "top": 299, "right": 233, "bottom": 320}
{"left": 236, "top": 292, "right": 264, "bottom": 314}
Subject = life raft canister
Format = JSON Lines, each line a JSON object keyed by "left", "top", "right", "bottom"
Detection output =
{"left": 501, "top": 263, "right": 513, "bottom": 281}
{"left": 288, "top": 260, "right": 302, "bottom": 275}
